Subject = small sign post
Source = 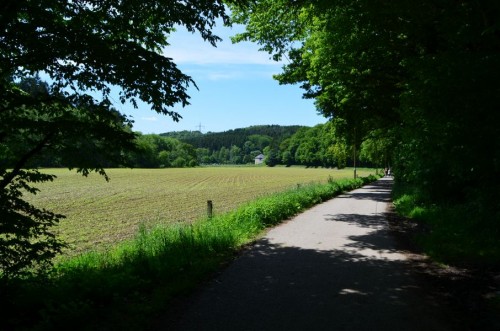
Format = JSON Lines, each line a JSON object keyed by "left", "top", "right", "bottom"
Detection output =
{"left": 207, "top": 200, "right": 213, "bottom": 219}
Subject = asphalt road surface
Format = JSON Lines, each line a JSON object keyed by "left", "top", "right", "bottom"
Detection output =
{"left": 169, "top": 178, "right": 453, "bottom": 331}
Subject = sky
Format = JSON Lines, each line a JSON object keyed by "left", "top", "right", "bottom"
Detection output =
{"left": 118, "top": 23, "right": 327, "bottom": 134}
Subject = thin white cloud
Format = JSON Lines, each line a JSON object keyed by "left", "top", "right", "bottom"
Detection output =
{"left": 165, "top": 25, "right": 282, "bottom": 66}
{"left": 182, "top": 65, "right": 281, "bottom": 81}
{"left": 165, "top": 46, "right": 277, "bottom": 66}
{"left": 141, "top": 116, "right": 158, "bottom": 122}
{"left": 206, "top": 72, "right": 240, "bottom": 81}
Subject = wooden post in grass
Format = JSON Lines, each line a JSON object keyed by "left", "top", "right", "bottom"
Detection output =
{"left": 207, "top": 200, "right": 213, "bottom": 219}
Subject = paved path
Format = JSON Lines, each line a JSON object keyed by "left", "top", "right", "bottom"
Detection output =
{"left": 170, "top": 178, "right": 451, "bottom": 330}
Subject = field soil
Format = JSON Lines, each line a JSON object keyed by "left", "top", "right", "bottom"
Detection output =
{"left": 29, "top": 167, "right": 374, "bottom": 255}
{"left": 155, "top": 178, "right": 500, "bottom": 331}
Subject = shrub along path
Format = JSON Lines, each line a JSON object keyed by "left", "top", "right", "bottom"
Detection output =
{"left": 161, "top": 178, "right": 459, "bottom": 330}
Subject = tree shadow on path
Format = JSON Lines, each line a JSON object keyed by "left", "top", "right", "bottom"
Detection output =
{"left": 336, "top": 179, "right": 393, "bottom": 203}
{"left": 163, "top": 179, "right": 499, "bottom": 331}
{"left": 171, "top": 226, "right": 453, "bottom": 330}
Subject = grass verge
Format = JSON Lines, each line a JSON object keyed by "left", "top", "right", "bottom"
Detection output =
{"left": 3, "top": 175, "right": 378, "bottom": 331}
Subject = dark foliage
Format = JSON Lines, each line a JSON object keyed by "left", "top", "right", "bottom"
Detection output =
{"left": 164, "top": 125, "right": 304, "bottom": 150}
{"left": 0, "top": 169, "right": 65, "bottom": 278}
{"left": 231, "top": 0, "right": 500, "bottom": 261}
{"left": 163, "top": 125, "right": 306, "bottom": 165}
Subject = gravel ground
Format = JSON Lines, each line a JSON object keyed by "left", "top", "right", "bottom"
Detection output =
{"left": 158, "top": 178, "right": 499, "bottom": 331}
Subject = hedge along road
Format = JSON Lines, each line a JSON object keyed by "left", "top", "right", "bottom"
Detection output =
{"left": 164, "top": 177, "right": 454, "bottom": 331}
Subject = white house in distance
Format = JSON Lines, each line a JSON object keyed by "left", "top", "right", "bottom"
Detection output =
{"left": 254, "top": 154, "right": 265, "bottom": 165}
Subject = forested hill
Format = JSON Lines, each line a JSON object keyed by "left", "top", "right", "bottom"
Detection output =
{"left": 160, "top": 125, "right": 304, "bottom": 151}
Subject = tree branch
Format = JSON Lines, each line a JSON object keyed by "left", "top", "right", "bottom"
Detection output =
{"left": 0, "top": 131, "right": 55, "bottom": 190}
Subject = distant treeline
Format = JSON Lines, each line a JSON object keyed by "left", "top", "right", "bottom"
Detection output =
{"left": 163, "top": 125, "right": 304, "bottom": 166}
{"left": 162, "top": 125, "right": 302, "bottom": 151}
{"left": 133, "top": 125, "right": 307, "bottom": 167}
{"left": 11, "top": 120, "right": 379, "bottom": 169}
{"left": 130, "top": 122, "right": 376, "bottom": 168}
{"left": 16, "top": 123, "right": 379, "bottom": 169}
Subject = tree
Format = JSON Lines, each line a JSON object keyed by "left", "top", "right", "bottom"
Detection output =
{"left": 125, "top": 134, "right": 198, "bottom": 168}
{"left": 231, "top": 0, "right": 500, "bottom": 244}
{"left": 130, "top": 133, "right": 159, "bottom": 168}
{"left": 359, "top": 129, "right": 393, "bottom": 168}
{"left": 263, "top": 145, "right": 279, "bottom": 167}
{"left": 1, "top": 77, "right": 136, "bottom": 278}
{"left": 218, "top": 146, "right": 230, "bottom": 164}
{"left": 232, "top": 0, "right": 404, "bottom": 145}
{"left": 229, "top": 145, "right": 243, "bottom": 164}
{"left": 275, "top": 123, "right": 345, "bottom": 168}
{"left": 0, "top": 0, "right": 243, "bottom": 278}
{"left": 196, "top": 148, "right": 211, "bottom": 165}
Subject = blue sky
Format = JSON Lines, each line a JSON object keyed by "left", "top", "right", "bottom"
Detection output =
{"left": 119, "top": 23, "right": 327, "bottom": 134}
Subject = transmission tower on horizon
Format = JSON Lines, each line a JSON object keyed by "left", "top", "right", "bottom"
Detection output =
{"left": 195, "top": 123, "right": 205, "bottom": 132}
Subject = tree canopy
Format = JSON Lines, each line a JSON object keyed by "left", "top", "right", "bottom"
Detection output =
{"left": 231, "top": 0, "right": 500, "bottom": 240}
{"left": 0, "top": 0, "right": 243, "bottom": 278}
{"left": 1, "top": 0, "right": 238, "bottom": 118}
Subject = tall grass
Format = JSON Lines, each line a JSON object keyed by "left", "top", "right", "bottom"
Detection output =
{"left": 3, "top": 175, "right": 378, "bottom": 331}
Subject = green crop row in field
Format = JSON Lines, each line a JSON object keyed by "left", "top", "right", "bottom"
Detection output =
{"left": 27, "top": 167, "right": 375, "bottom": 256}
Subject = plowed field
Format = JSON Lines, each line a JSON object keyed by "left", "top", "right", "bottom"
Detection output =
{"left": 28, "top": 167, "right": 375, "bottom": 255}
